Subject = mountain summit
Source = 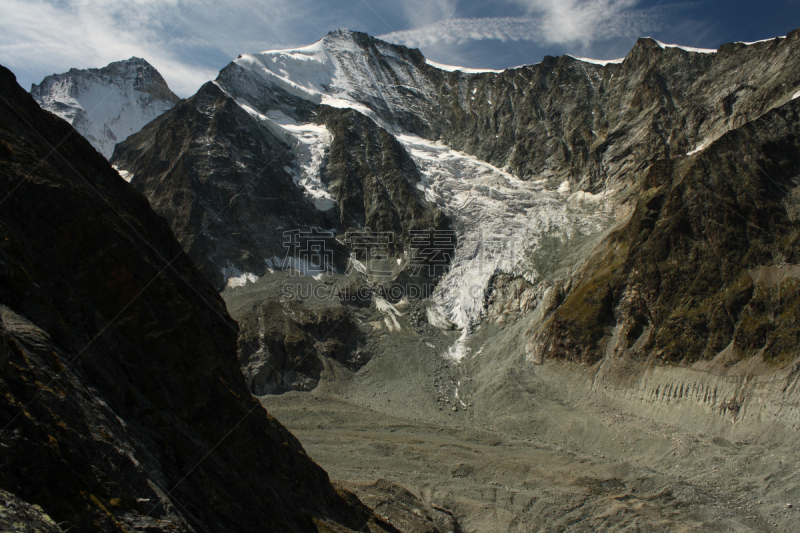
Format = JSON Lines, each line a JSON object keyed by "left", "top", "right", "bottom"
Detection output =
{"left": 31, "top": 57, "right": 179, "bottom": 158}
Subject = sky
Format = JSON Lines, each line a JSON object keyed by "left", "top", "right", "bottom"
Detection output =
{"left": 1, "top": 0, "right": 799, "bottom": 97}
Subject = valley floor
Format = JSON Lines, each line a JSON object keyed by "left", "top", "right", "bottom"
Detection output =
{"left": 263, "top": 353, "right": 800, "bottom": 532}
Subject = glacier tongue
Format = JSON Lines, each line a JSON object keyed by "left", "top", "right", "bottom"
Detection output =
{"left": 396, "top": 134, "right": 613, "bottom": 332}
{"left": 280, "top": 119, "right": 335, "bottom": 212}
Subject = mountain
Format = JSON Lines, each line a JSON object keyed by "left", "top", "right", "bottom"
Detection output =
{"left": 113, "top": 28, "right": 800, "bottom": 332}
{"left": 0, "top": 64, "right": 410, "bottom": 532}
{"left": 31, "top": 58, "right": 179, "bottom": 159}
{"left": 100, "top": 27, "right": 800, "bottom": 531}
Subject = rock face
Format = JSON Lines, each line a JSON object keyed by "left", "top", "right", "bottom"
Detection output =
{"left": 318, "top": 106, "right": 449, "bottom": 247}
{"left": 236, "top": 294, "right": 368, "bottom": 394}
{"left": 110, "top": 81, "right": 342, "bottom": 288}
{"left": 0, "top": 490, "right": 62, "bottom": 533}
{"left": 31, "top": 58, "right": 179, "bottom": 158}
{"left": 0, "top": 65, "right": 397, "bottom": 533}
{"left": 528, "top": 96, "right": 800, "bottom": 366}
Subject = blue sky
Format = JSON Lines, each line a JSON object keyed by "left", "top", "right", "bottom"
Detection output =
{"left": 2, "top": 0, "right": 799, "bottom": 97}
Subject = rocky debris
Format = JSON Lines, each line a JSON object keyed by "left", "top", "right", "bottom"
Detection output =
{"left": 236, "top": 295, "right": 369, "bottom": 394}
{"left": 346, "top": 479, "right": 462, "bottom": 533}
{"left": 0, "top": 490, "right": 62, "bottom": 533}
{"left": 31, "top": 57, "right": 179, "bottom": 158}
{"left": 0, "top": 64, "right": 400, "bottom": 533}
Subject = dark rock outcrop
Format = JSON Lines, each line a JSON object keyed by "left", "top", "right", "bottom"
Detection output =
{"left": 318, "top": 106, "right": 449, "bottom": 250}
{"left": 0, "top": 64, "right": 397, "bottom": 532}
{"left": 236, "top": 295, "right": 368, "bottom": 394}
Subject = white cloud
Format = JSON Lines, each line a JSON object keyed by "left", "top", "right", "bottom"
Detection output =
{"left": 513, "top": 0, "right": 642, "bottom": 44}
{"left": 0, "top": 0, "right": 220, "bottom": 95}
{"left": 380, "top": 17, "right": 545, "bottom": 48}
{"left": 380, "top": 0, "right": 661, "bottom": 51}
{"left": 400, "top": 0, "right": 457, "bottom": 29}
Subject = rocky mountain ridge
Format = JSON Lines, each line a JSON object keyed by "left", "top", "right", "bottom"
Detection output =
{"left": 113, "top": 29, "right": 800, "bottom": 347}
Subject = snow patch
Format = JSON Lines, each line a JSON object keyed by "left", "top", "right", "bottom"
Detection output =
{"left": 112, "top": 165, "right": 134, "bottom": 183}
{"left": 567, "top": 55, "right": 625, "bottom": 66}
{"left": 737, "top": 37, "right": 785, "bottom": 46}
{"left": 374, "top": 296, "right": 403, "bottom": 316}
{"left": 425, "top": 59, "right": 503, "bottom": 74}
{"left": 569, "top": 190, "right": 605, "bottom": 204}
{"left": 654, "top": 41, "right": 716, "bottom": 54}
{"left": 687, "top": 142, "right": 708, "bottom": 156}
{"left": 226, "top": 272, "right": 259, "bottom": 288}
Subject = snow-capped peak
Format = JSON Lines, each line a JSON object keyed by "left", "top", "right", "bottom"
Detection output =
{"left": 234, "top": 39, "right": 331, "bottom": 105}
{"left": 31, "top": 57, "right": 179, "bottom": 159}
{"left": 217, "top": 29, "right": 438, "bottom": 129}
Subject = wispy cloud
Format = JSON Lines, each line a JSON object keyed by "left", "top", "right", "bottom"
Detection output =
{"left": 380, "top": 1, "right": 662, "bottom": 50}
{"left": 0, "top": 0, "right": 224, "bottom": 96}
{"left": 0, "top": 0, "right": 317, "bottom": 96}
{"left": 512, "top": 0, "right": 643, "bottom": 44}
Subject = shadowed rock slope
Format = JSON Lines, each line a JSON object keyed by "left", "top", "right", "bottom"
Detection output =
{"left": 110, "top": 81, "right": 343, "bottom": 288}
{"left": 112, "top": 86, "right": 447, "bottom": 289}
{"left": 0, "top": 65, "right": 399, "bottom": 533}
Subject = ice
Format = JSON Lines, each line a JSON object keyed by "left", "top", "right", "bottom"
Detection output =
{"left": 396, "top": 134, "right": 612, "bottom": 331}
